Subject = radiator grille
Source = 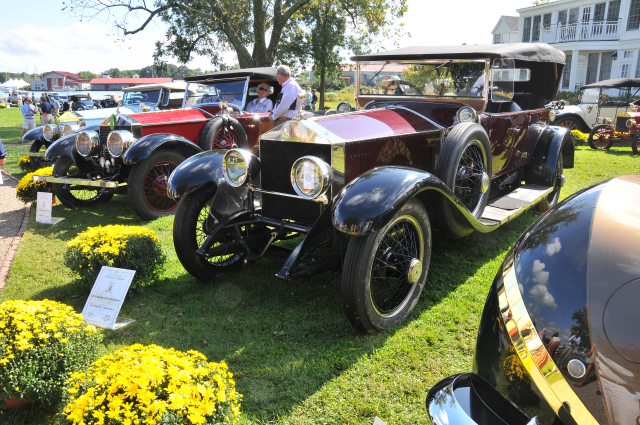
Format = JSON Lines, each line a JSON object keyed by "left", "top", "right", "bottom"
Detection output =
{"left": 615, "top": 117, "right": 627, "bottom": 133}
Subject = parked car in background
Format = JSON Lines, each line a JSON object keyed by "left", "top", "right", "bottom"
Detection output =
{"left": 97, "top": 94, "right": 122, "bottom": 109}
{"left": 9, "top": 90, "right": 28, "bottom": 105}
{"left": 551, "top": 77, "right": 640, "bottom": 132}
{"left": 427, "top": 175, "right": 640, "bottom": 425}
{"left": 35, "top": 67, "right": 282, "bottom": 220}
{"left": 168, "top": 43, "right": 574, "bottom": 332}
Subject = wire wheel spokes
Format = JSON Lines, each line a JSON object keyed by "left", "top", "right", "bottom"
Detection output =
{"left": 194, "top": 198, "right": 242, "bottom": 266}
{"left": 68, "top": 186, "right": 102, "bottom": 201}
{"left": 142, "top": 160, "right": 179, "bottom": 212}
{"left": 370, "top": 217, "right": 423, "bottom": 315}
{"left": 213, "top": 126, "right": 240, "bottom": 150}
{"left": 558, "top": 120, "right": 578, "bottom": 131}
{"left": 454, "top": 142, "right": 485, "bottom": 212}
{"left": 593, "top": 128, "right": 612, "bottom": 149}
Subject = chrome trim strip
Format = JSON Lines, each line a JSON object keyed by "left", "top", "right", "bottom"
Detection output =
{"left": 249, "top": 185, "right": 328, "bottom": 204}
{"left": 32, "top": 175, "right": 120, "bottom": 188}
{"left": 388, "top": 105, "right": 444, "bottom": 129}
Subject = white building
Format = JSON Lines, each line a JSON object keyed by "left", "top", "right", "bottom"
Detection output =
{"left": 517, "top": 0, "right": 640, "bottom": 91}
{"left": 492, "top": 16, "right": 520, "bottom": 44}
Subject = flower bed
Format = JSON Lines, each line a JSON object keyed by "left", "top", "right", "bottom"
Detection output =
{"left": 64, "top": 224, "right": 166, "bottom": 288}
{"left": 0, "top": 300, "right": 103, "bottom": 408}
{"left": 18, "top": 155, "right": 31, "bottom": 171}
{"left": 15, "top": 166, "right": 54, "bottom": 203}
{"left": 572, "top": 129, "right": 588, "bottom": 146}
{"left": 63, "top": 344, "right": 242, "bottom": 425}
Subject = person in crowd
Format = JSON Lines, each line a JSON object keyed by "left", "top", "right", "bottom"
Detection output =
{"left": 385, "top": 76, "right": 405, "bottom": 95}
{"left": 31, "top": 93, "right": 36, "bottom": 103}
{"left": 87, "top": 92, "right": 93, "bottom": 100}
{"left": 245, "top": 83, "right": 273, "bottom": 113}
{"left": 39, "top": 96, "right": 54, "bottom": 126}
{"left": 20, "top": 98, "right": 37, "bottom": 142}
{"left": 548, "top": 332, "right": 561, "bottom": 359}
{"left": 50, "top": 96, "right": 61, "bottom": 125}
{"left": 270, "top": 65, "right": 301, "bottom": 122}
{"left": 305, "top": 88, "right": 313, "bottom": 110}
{"left": 311, "top": 90, "right": 318, "bottom": 111}
{"left": 0, "top": 136, "right": 6, "bottom": 167}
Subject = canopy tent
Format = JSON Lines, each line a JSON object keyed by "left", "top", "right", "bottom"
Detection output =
{"left": 0, "top": 79, "right": 30, "bottom": 89}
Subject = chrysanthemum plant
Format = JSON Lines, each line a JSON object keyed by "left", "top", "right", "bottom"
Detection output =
{"left": 15, "top": 166, "right": 54, "bottom": 203}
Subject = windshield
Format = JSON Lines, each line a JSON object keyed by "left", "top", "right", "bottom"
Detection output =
{"left": 581, "top": 88, "right": 599, "bottom": 104}
{"left": 358, "top": 60, "right": 486, "bottom": 98}
{"left": 185, "top": 79, "right": 247, "bottom": 108}
{"left": 123, "top": 89, "right": 162, "bottom": 106}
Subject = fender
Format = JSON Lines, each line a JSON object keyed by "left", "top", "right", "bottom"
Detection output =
{"left": 44, "top": 125, "right": 100, "bottom": 162}
{"left": 526, "top": 125, "right": 574, "bottom": 186}
{"left": 122, "top": 133, "right": 203, "bottom": 165}
{"left": 332, "top": 166, "right": 500, "bottom": 238}
{"left": 23, "top": 126, "right": 44, "bottom": 142}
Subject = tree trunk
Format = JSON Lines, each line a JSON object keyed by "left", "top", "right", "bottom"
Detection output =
{"left": 319, "top": 68, "right": 326, "bottom": 110}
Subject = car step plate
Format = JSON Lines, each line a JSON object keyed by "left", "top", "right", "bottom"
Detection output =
{"left": 481, "top": 184, "right": 552, "bottom": 224}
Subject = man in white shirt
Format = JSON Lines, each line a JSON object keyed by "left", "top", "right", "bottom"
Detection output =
{"left": 270, "top": 65, "right": 301, "bottom": 122}
{"left": 245, "top": 83, "right": 274, "bottom": 113}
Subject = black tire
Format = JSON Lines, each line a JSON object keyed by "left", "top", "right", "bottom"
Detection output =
{"left": 199, "top": 116, "right": 248, "bottom": 151}
{"left": 555, "top": 116, "right": 580, "bottom": 132}
{"left": 128, "top": 150, "right": 187, "bottom": 221}
{"left": 29, "top": 139, "right": 48, "bottom": 170}
{"left": 588, "top": 125, "right": 613, "bottom": 150}
{"left": 342, "top": 199, "right": 431, "bottom": 333}
{"left": 173, "top": 185, "right": 245, "bottom": 281}
{"left": 52, "top": 156, "right": 114, "bottom": 208}
{"left": 538, "top": 154, "right": 563, "bottom": 213}
{"left": 435, "top": 123, "right": 492, "bottom": 219}
{"left": 632, "top": 132, "right": 639, "bottom": 155}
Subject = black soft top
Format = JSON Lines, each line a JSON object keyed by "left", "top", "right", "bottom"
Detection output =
{"left": 185, "top": 67, "right": 278, "bottom": 82}
{"left": 581, "top": 78, "right": 640, "bottom": 89}
{"left": 351, "top": 43, "right": 565, "bottom": 64}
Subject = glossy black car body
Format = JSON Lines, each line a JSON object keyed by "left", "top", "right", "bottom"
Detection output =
{"left": 427, "top": 175, "right": 640, "bottom": 425}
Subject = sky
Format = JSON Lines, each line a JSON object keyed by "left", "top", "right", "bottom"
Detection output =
{"left": 0, "top": 0, "right": 537, "bottom": 76}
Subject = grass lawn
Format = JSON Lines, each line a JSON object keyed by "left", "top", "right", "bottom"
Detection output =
{"left": 0, "top": 105, "right": 639, "bottom": 423}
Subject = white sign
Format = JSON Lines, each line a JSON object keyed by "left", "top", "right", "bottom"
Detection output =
{"left": 35, "top": 192, "right": 64, "bottom": 224}
{"left": 0, "top": 170, "right": 3, "bottom": 185}
{"left": 373, "top": 418, "right": 386, "bottom": 425}
{"left": 82, "top": 266, "right": 136, "bottom": 330}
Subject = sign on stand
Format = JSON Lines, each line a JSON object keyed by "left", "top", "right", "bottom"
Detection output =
{"left": 0, "top": 170, "right": 3, "bottom": 185}
{"left": 82, "top": 266, "right": 136, "bottom": 330}
{"left": 36, "top": 192, "right": 64, "bottom": 224}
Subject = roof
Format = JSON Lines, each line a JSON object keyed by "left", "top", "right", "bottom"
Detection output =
{"left": 122, "top": 81, "right": 188, "bottom": 92}
{"left": 502, "top": 16, "right": 519, "bottom": 31}
{"left": 342, "top": 64, "right": 407, "bottom": 72}
{"left": 184, "top": 67, "right": 278, "bottom": 83}
{"left": 581, "top": 78, "right": 640, "bottom": 89}
{"left": 89, "top": 78, "right": 173, "bottom": 85}
{"left": 350, "top": 43, "right": 566, "bottom": 64}
{"left": 47, "top": 71, "right": 89, "bottom": 83}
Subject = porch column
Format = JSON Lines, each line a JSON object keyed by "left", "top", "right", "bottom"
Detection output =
{"left": 568, "top": 50, "right": 580, "bottom": 92}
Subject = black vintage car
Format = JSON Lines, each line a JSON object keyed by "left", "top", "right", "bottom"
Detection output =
{"left": 426, "top": 174, "right": 640, "bottom": 425}
{"left": 168, "top": 43, "right": 574, "bottom": 332}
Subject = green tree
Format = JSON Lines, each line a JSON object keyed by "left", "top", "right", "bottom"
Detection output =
{"left": 103, "top": 68, "right": 123, "bottom": 78}
{"left": 77, "top": 71, "right": 100, "bottom": 81}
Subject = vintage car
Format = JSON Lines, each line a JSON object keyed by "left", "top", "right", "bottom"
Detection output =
{"left": 97, "top": 94, "right": 122, "bottom": 109}
{"left": 553, "top": 77, "right": 640, "bottom": 132}
{"left": 426, "top": 174, "right": 640, "bottom": 425}
{"left": 583, "top": 78, "right": 640, "bottom": 154}
{"left": 167, "top": 43, "right": 574, "bottom": 332}
{"left": 35, "top": 67, "right": 282, "bottom": 220}
{"left": 63, "top": 94, "right": 99, "bottom": 111}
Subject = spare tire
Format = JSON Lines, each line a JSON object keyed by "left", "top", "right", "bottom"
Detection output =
{"left": 199, "top": 116, "right": 248, "bottom": 151}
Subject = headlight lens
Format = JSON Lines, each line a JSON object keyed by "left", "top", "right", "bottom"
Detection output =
{"left": 106, "top": 130, "right": 135, "bottom": 158}
{"left": 62, "top": 123, "right": 79, "bottom": 136}
{"left": 626, "top": 119, "right": 635, "bottom": 128}
{"left": 75, "top": 130, "right": 99, "bottom": 157}
{"left": 291, "top": 156, "right": 332, "bottom": 199}
{"left": 456, "top": 106, "right": 477, "bottom": 123}
{"left": 43, "top": 124, "right": 59, "bottom": 141}
{"left": 549, "top": 110, "right": 556, "bottom": 122}
{"left": 223, "top": 149, "right": 252, "bottom": 187}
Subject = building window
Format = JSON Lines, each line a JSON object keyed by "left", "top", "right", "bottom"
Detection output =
{"left": 563, "top": 54, "right": 572, "bottom": 89}
{"left": 635, "top": 51, "right": 640, "bottom": 77}
{"left": 621, "top": 64, "right": 630, "bottom": 78}
{"left": 608, "top": 0, "right": 620, "bottom": 21}
{"left": 624, "top": 50, "right": 633, "bottom": 58}
{"left": 543, "top": 13, "right": 552, "bottom": 28}
{"left": 494, "top": 33, "right": 501, "bottom": 44}
{"left": 532, "top": 15, "right": 541, "bottom": 41}
{"left": 628, "top": 0, "right": 640, "bottom": 30}
{"left": 522, "top": 17, "right": 532, "bottom": 42}
{"left": 594, "top": 3, "right": 606, "bottom": 21}
{"left": 586, "top": 53, "right": 600, "bottom": 84}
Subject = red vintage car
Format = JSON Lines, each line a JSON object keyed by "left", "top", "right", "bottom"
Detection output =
{"left": 37, "top": 68, "right": 281, "bottom": 220}
{"left": 168, "top": 43, "right": 575, "bottom": 332}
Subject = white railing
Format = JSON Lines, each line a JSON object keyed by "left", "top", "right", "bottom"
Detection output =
{"left": 537, "top": 18, "right": 621, "bottom": 43}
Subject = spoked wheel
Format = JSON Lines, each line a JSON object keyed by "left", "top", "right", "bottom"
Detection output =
{"left": 632, "top": 132, "right": 640, "bottom": 155}
{"left": 538, "top": 155, "right": 564, "bottom": 213}
{"left": 436, "top": 123, "right": 492, "bottom": 219}
{"left": 173, "top": 185, "right": 245, "bottom": 281}
{"left": 588, "top": 125, "right": 614, "bottom": 150}
{"left": 128, "top": 150, "right": 187, "bottom": 220}
{"left": 199, "top": 116, "right": 248, "bottom": 150}
{"left": 342, "top": 199, "right": 431, "bottom": 333}
{"left": 555, "top": 117, "right": 580, "bottom": 132}
{"left": 52, "top": 156, "right": 114, "bottom": 208}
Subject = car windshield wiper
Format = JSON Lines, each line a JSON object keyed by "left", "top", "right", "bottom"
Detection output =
{"left": 369, "top": 61, "right": 390, "bottom": 85}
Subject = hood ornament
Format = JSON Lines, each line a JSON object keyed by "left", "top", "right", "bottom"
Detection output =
{"left": 294, "top": 89, "right": 307, "bottom": 121}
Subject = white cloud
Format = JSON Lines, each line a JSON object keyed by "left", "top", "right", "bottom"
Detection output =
{"left": 529, "top": 259, "right": 557, "bottom": 311}
{"left": 545, "top": 237, "right": 561, "bottom": 256}
{"left": 532, "top": 259, "right": 549, "bottom": 286}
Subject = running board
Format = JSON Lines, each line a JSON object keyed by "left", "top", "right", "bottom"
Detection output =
{"left": 480, "top": 184, "right": 554, "bottom": 225}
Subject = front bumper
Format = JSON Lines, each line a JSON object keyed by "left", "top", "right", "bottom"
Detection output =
{"left": 32, "top": 175, "right": 120, "bottom": 188}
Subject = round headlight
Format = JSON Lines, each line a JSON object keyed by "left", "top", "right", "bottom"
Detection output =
{"left": 626, "top": 118, "right": 635, "bottom": 128}
{"left": 43, "top": 124, "right": 59, "bottom": 141}
{"left": 106, "top": 130, "right": 135, "bottom": 158}
{"left": 75, "top": 130, "right": 99, "bottom": 157}
{"left": 223, "top": 149, "right": 252, "bottom": 187}
{"left": 62, "top": 123, "right": 79, "bottom": 136}
{"left": 549, "top": 110, "right": 557, "bottom": 122}
{"left": 456, "top": 106, "right": 477, "bottom": 123}
{"left": 291, "top": 156, "right": 332, "bottom": 199}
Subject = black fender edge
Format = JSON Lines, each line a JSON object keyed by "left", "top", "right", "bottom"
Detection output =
{"left": 527, "top": 125, "right": 574, "bottom": 187}
{"left": 23, "top": 126, "right": 45, "bottom": 142}
{"left": 122, "top": 133, "right": 203, "bottom": 165}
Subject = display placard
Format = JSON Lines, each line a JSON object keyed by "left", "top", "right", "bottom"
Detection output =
{"left": 82, "top": 266, "right": 136, "bottom": 330}
{"left": 36, "top": 192, "right": 53, "bottom": 223}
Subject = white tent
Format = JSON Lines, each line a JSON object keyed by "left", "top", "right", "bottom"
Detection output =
{"left": 0, "top": 79, "right": 30, "bottom": 89}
